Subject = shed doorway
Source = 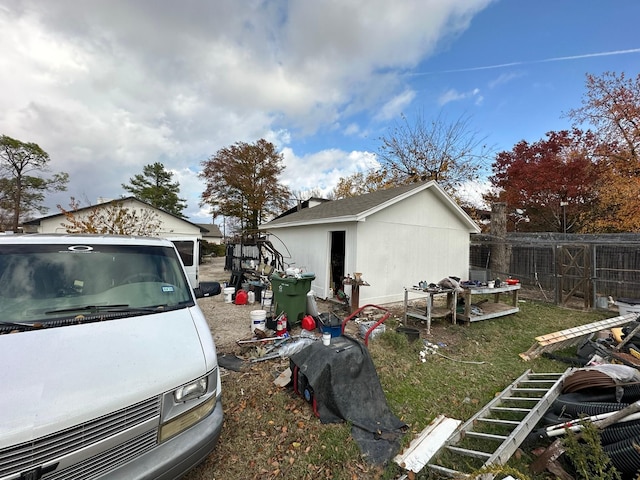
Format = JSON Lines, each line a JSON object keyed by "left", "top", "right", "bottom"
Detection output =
{"left": 330, "top": 231, "right": 345, "bottom": 294}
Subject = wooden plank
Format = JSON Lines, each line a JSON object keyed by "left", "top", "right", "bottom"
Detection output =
{"left": 394, "top": 415, "right": 461, "bottom": 474}
{"left": 520, "top": 313, "right": 637, "bottom": 361}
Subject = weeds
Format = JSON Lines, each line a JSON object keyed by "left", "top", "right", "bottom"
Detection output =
{"left": 563, "top": 421, "right": 622, "bottom": 480}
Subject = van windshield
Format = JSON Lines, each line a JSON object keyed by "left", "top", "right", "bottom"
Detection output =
{"left": 0, "top": 243, "right": 194, "bottom": 324}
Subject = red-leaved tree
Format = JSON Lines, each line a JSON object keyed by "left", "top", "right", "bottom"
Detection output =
{"left": 485, "top": 129, "right": 601, "bottom": 232}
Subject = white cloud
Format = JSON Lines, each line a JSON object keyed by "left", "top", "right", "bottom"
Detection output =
{"left": 374, "top": 89, "right": 417, "bottom": 122}
{"left": 488, "top": 71, "right": 525, "bottom": 89}
{"left": 458, "top": 179, "right": 491, "bottom": 208}
{"left": 0, "top": 0, "right": 495, "bottom": 219}
{"left": 280, "top": 147, "right": 379, "bottom": 196}
{"left": 438, "top": 87, "right": 484, "bottom": 106}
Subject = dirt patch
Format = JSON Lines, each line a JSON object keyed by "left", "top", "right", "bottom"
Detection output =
{"left": 197, "top": 257, "right": 388, "bottom": 352}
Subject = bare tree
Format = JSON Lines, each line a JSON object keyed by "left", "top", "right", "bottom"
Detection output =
{"left": 57, "top": 197, "right": 162, "bottom": 236}
{"left": 378, "top": 111, "right": 493, "bottom": 192}
{"left": 332, "top": 111, "right": 493, "bottom": 199}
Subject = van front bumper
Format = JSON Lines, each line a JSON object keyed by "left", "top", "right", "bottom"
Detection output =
{"left": 102, "top": 396, "right": 223, "bottom": 480}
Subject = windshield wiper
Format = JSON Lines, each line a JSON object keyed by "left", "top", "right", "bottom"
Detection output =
{"left": 0, "top": 320, "right": 44, "bottom": 330}
{"left": 44, "top": 304, "right": 164, "bottom": 315}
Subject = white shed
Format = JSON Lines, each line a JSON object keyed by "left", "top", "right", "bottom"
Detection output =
{"left": 259, "top": 181, "right": 481, "bottom": 306}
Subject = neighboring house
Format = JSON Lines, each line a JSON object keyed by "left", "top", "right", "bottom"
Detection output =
{"left": 23, "top": 197, "right": 205, "bottom": 238}
{"left": 258, "top": 181, "right": 481, "bottom": 307}
{"left": 196, "top": 223, "right": 223, "bottom": 244}
{"left": 23, "top": 197, "right": 209, "bottom": 287}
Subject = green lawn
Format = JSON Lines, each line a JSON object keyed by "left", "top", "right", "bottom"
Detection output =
{"left": 371, "top": 298, "right": 615, "bottom": 479}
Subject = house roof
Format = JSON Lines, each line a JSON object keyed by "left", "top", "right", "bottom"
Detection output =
{"left": 196, "top": 223, "right": 223, "bottom": 237}
{"left": 23, "top": 196, "right": 207, "bottom": 232}
{"left": 260, "top": 180, "right": 481, "bottom": 232}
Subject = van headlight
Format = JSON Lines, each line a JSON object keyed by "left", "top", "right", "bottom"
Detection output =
{"left": 159, "top": 369, "right": 218, "bottom": 442}
{"left": 174, "top": 377, "right": 207, "bottom": 403}
{"left": 159, "top": 396, "right": 216, "bottom": 442}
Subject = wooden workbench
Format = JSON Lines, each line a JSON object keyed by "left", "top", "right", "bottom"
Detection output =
{"left": 458, "top": 284, "right": 520, "bottom": 323}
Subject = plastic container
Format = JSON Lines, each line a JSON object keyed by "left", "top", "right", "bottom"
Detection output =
{"left": 270, "top": 272, "right": 315, "bottom": 325}
{"left": 223, "top": 287, "right": 235, "bottom": 303}
{"left": 301, "top": 315, "right": 316, "bottom": 331}
{"left": 396, "top": 326, "right": 420, "bottom": 342}
{"left": 262, "top": 290, "right": 273, "bottom": 308}
{"left": 306, "top": 290, "right": 319, "bottom": 317}
{"left": 248, "top": 290, "right": 255, "bottom": 304}
{"left": 250, "top": 310, "right": 267, "bottom": 332}
{"left": 235, "top": 289, "right": 248, "bottom": 305}
{"left": 317, "top": 312, "right": 342, "bottom": 337}
{"left": 616, "top": 298, "right": 640, "bottom": 315}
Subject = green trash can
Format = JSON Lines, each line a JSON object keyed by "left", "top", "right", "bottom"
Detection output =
{"left": 270, "top": 272, "right": 315, "bottom": 325}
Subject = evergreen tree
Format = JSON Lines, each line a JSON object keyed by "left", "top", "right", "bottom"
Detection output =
{"left": 0, "top": 134, "right": 68, "bottom": 231}
{"left": 122, "top": 162, "right": 187, "bottom": 217}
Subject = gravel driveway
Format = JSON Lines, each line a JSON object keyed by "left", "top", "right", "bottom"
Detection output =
{"left": 197, "top": 257, "right": 337, "bottom": 352}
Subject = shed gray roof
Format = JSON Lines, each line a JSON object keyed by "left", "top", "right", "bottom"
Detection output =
{"left": 260, "top": 180, "right": 480, "bottom": 232}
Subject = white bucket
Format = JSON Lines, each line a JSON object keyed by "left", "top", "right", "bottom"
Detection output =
{"left": 262, "top": 290, "right": 273, "bottom": 308}
{"left": 250, "top": 309, "right": 267, "bottom": 332}
{"left": 223, "top": 287, "right": 235, "bottom": 303}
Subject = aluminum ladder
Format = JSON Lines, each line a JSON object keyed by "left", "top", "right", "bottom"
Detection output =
{"left": 427, "top": 369, "right": 570, "bottom": 478}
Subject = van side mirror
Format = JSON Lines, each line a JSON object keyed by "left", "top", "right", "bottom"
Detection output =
{"left": 194, "top": 281, "right": 221, "bottom": 298}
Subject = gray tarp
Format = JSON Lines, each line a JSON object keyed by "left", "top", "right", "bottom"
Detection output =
{"left": 291, "top": 335, "right": 407, "bottom": 464}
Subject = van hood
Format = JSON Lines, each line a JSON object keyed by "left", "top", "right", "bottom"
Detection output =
{"left": 0, "top": 309, "right": 211, "bottom": 450}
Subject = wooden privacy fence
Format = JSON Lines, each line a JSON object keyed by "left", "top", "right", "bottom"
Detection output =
{"left": 470, "top": 233, "right": 640, "bottom": 309}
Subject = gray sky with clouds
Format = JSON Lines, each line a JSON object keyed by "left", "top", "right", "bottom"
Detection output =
{"left": 2, "top": 0, "right": 638, "bottom": 222}
{"left": 0, "top": 0, "right": 493, "bottom": 221}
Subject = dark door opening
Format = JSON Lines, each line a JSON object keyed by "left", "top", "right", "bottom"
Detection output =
{"left": 330, "top": 231, "right": 345, "bottom": 294}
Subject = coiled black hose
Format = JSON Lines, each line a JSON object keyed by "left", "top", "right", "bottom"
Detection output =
{"left": 600, "top": 419, "right": 640, "bottom": 446}
{"left": 603, "top": 435, "right": 640, "bottom": 476}
{"left": 620, "top": 384, "right": 640, "bottom": 402}
{"left": 552, "top": 394, "right": 630, "bottom": 418}
{"left": 561, "top": 385, "right": 640, "bottom": 403}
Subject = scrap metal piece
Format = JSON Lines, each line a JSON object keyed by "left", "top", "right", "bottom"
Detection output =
{"left": 519, "top": 313, "right": 638, "bottom": 361}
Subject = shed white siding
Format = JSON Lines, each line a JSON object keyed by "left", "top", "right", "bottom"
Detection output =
{"left": 355, "top": 188, "right": 471, "bottom": 304}
{"left": 269, "top": 222, "right": 357, "bottom": 298}
{"left": 260, "top": 182, "right": 479, "bottom": 308}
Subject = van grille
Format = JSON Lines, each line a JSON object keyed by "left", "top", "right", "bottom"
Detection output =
{"left": 0, "top": 396, "right": 160, "bottom": 479}
{"left": 44, "top": 430, "right": 158, "bottom": 480}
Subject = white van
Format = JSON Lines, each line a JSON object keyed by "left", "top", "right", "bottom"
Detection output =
{"left": 0, "top": 234, "right": 223, "bottom": 480}
{"left": 166, "top": 236, "right": 200, "bottom": 288}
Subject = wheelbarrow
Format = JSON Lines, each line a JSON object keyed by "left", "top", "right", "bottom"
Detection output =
{"left": 340, "top": 304, "right": 391, "bottom": 347}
